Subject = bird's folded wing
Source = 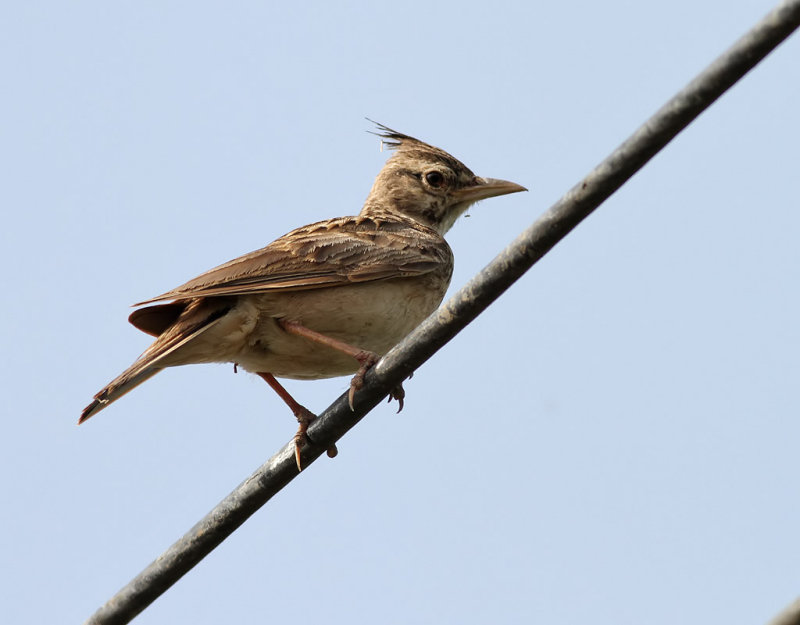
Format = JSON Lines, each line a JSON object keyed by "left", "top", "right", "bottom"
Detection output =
{"left": 135, "top": 216, "right": 452, "bottom": 304}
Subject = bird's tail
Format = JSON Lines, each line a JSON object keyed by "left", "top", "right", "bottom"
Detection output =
{"left": 79, "top": 357, "right": 165, "bottom": 423}
{"left": 79, "top": 299, "right": 232, "bottom": 423}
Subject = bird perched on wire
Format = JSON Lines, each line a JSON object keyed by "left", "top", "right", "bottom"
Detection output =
{"left": 80, "top": 123, "right": 526, "bottom": 470}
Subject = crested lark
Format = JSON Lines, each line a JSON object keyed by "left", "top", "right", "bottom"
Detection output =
{"left": 80, "top": 123, "right": 526, "bottom": 469}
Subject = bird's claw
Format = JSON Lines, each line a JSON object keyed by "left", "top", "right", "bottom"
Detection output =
{"left": 293, "top": 406, "right": 337, "bottom": 471}
{"left": 346, "top": 352, "right": 407, "bottom": 414}
{"left": 388, "top": 383, "right": 405, "bottom": 413}
{"left": 293, "top": 431, "right": 306, "bottom": 473}
{"left": 348, "top": 350, "right": 380, "bottom": 410}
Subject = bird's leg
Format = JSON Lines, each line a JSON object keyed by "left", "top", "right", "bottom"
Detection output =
{"left": 255, "top": 372, "right": 338, "bottom": 471}
{"left": 278, "top": 319, "right": 401, "bottom": 410}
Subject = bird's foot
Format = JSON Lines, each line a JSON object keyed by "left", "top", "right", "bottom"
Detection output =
{"left": 387, "top": 383, "right": 405, "bottom": 413}
{"left": 293, "top": 406, "right": 338, "bottom": 471}
{"left": 348, "top": 350, "right": 381, "bottom": 410}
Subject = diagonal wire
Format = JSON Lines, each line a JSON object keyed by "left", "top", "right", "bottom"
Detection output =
{"left": 768, "top": 598, "right": 800, "bottom": 625}
{"left": 84, "top": 2, "right": 800, "bottom": 623}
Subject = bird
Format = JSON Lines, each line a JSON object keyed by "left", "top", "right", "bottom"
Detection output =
{"left": 79, "top": 123, "right": 526, "bottom": 470}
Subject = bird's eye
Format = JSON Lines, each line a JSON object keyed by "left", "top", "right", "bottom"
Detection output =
{"left": 424, "top": 171, "right": 445, "bottom": 188}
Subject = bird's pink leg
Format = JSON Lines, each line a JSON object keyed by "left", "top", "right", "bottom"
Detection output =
{"left": 256, "top": 372, "right": 338, "bottom": 471}
{"left": 278, "top": 319, "right": 404, "bottom": 410}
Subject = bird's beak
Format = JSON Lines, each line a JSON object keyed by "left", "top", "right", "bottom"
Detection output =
{"left": 453, "top": 177, "right": 528, "bottom": 203}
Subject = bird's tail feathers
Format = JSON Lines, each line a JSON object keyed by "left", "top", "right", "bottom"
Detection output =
{"left": 79, "top": 301, "right": 231, "bottom": 423}
{"left": 79, "top": 360, "right": 163, "bottom": 423}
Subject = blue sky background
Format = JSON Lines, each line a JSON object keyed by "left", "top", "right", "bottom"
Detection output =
{"left": 2, "top": 2, "right": 799, "bottom": 623}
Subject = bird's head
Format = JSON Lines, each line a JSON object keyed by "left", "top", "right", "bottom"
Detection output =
{"left": 361, "top": 123, "right": 526, "bottom": 235}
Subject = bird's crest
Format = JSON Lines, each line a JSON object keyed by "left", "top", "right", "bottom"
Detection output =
{"left": 366, "top": 120, "right": 472, "bottom": 174}
{"left": 367, "top": 120, "right": 429, "bottom": 151}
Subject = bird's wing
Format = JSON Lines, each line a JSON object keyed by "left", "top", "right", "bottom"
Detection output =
{"left": 136, "top": 215, "right": 452, "bottom": 304}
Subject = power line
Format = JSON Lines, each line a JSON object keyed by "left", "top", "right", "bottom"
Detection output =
{"left": 84, "top": 2, "right": 800, "bottom": 623}
{"left": 769, "top": 598, "right": 800, "bottom": 625}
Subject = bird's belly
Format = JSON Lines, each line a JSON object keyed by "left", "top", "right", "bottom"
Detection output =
{"left": 234, "top": 277, "right": 447, "bottom": 379}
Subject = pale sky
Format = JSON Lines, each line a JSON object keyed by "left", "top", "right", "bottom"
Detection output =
{"left": 2, "top": 1, "right": 799, "bottom": 623}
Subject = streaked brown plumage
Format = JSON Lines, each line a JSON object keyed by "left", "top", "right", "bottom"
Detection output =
{"left": 79, "top": 123, "right": 526, "bottom": 469}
